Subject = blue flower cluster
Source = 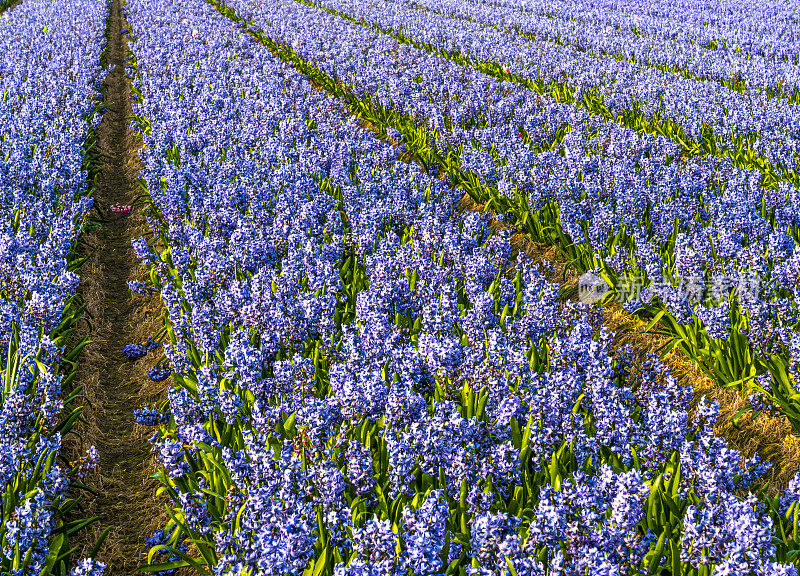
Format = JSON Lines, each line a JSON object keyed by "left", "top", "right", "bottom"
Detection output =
{"left": 147, "top": 365, "right": 173, "bottom": 382}
{"left": 388, "top": 0, "right": 800, "bottom": 99}
{"left": 123, "top": 0, "right": 800, "bottom": 573}
{"left": 123, "top": 337, "right": 159, "bottom": 360}
{"left": 0, "top": 0, "right": 108, "bottom": 573}
{"left": 220, "top": 0, "right": 800, "bottom": 429}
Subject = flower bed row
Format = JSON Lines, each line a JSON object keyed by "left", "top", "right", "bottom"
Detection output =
{"left": 209, "top": 0, "right": 800, "bottom": 442}
{"left": 387, "top": 0, "right": 800, "bottom": 102}
{"left": 292, "top": 0, "right": 800, "bottom": 179}
{"left": 124, "top": 0, "right": 800, "bottom": 573}
{"left": 0, "top": 0, "right": 108, "bottom": 574}
{"left": 477, "top": 0, "right": 800, "bottom": 63}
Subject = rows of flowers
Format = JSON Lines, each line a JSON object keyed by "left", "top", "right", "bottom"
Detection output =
{"left": 122, "top": 0, "right": 800, "bottom": 573}
{"left": 283, "top": 0, "right": 800, "bottom": 429}
{"left": 290, "top": 0, "right": 800, "bottom": 180}
{"left": 0, "top": 0, "right": 108, "bottom": 574}
{"left": 210, "top": 0, "right": 800, "bottom": 438}
{"left": 479, "top": 0, "right": 800, "bottom": 64}
{"left": 392, "top": 0, "right": 800, "bottom": 102}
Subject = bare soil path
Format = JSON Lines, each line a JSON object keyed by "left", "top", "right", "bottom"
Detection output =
{"left": 71, "top": 0, "right": 167, "bottom": 572}
{"left": 0, "top": 0, "right": 21, "bottom": 14}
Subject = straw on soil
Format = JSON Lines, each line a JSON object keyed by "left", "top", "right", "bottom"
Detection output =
{"left": 67, "top": 0, "right": 169, "bottom": 572}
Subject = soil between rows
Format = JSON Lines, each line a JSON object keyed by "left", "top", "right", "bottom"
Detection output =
{"left": 69, "top": 0, "right": 168, "bottom": 572}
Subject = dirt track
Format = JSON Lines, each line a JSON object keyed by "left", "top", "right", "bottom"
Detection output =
{"left": 70, "top": 0, "right": 168, "bottom": 571}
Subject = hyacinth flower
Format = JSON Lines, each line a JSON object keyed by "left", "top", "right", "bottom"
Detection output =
{"left": 71, "top": 446, "right": 100, "bottom": 479}
{"left": 128, "top": 279, "right": 155, "bottom": 296}
{"left": 123, "top": 337, "right": 160, "bottom": 360}
{"left": 70, "top": 559, "right": 106, "bottom": 576}
{"left": 148, "top": 365, "right": 173, "bottom": 382}
{"left": 134, "top": 407, "right": 170, "bottom": 427}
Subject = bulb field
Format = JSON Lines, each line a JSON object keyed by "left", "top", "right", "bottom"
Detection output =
{"left": 6, "top": 0, "right": 800, "bottom": 574}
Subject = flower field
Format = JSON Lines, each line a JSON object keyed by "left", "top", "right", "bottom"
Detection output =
{"left": 8, "top": 0, "right": 800, "bottom": 573}
{"left": 0, "top": 0, "right": 105, "bottom": 573}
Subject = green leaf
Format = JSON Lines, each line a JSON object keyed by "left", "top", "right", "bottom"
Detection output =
{"left": 646, "top": 530, "right": 667, "bottom": 574}
{"left": 313, "top": 546, "right": 330, "bottom": 576}
{"left": 37, "top": 533, "right": 64, "bottom": 576}
{"left": 139, "top": 560, "right": 192, "bottom": 572}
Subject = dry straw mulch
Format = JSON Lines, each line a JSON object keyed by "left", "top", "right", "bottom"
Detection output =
{"left": 65, "top": 0, "right": 170, "bottom": 571}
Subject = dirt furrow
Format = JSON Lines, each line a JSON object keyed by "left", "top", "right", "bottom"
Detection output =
{"left": 70, "top": 0, "right": 168, "bottom": 572}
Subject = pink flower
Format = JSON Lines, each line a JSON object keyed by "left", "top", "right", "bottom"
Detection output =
{"left": 110, "top": 203, "right": 132, "bottom": 214}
